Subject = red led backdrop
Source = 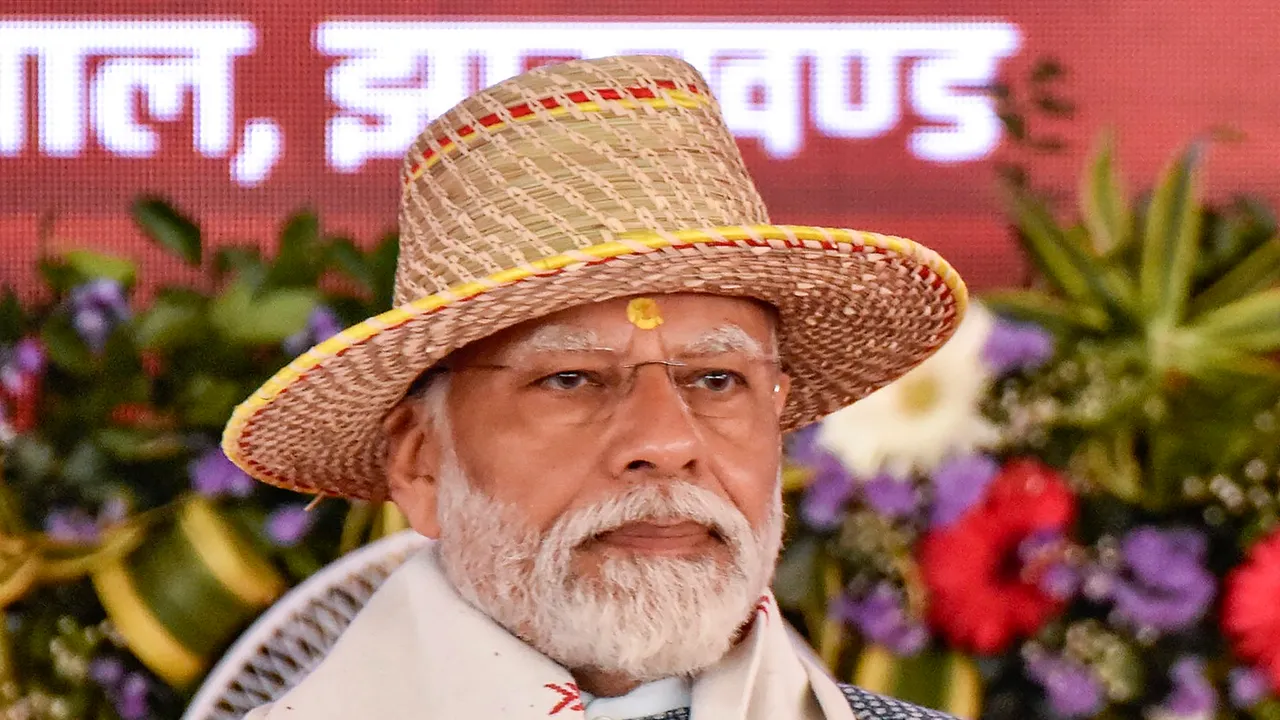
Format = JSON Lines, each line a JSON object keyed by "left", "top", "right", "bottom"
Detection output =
{"left": 1, "top": 0, "right": 1277, "bottom": 298}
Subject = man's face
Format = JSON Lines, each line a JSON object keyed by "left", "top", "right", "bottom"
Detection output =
{"left": 386, "top": 293, "right": 792, "bottom": 680}
{"left": 446, "top": 292, "right": 788, "bottom": 558}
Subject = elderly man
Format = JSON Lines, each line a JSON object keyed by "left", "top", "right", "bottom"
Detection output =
{"left": 224, "top": 54, "right": 965, "bottom": 720}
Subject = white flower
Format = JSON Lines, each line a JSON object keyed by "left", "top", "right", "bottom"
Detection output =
{"left": 816, "top": 302, "right": 1000, "bottom": 478}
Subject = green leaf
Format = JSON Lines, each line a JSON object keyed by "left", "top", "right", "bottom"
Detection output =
{"left": 132, "top": 197, "right": 202, "bottom": 266}
{"left": 1001, "top": 181, "right": 1130, "bottom": 318}
{"left": 214, "top": 245, "right": 264, "bottom": 278}
{"left": 0, "top": 289, "right": 23, "bottom": 343}
{"left": 265, "top": 212, "right": 323, "bottom": 287}
{"left": 60, "top": 440, "right": 112, "bottom": 491}
{"left": 999, "top": 112, "right": 1027, "bottom": 141}
{"left": 210, "top": 280, "right": 318, "bottom": 345}
{"left": 339, "top": 502, "right": 378, "bottom": 555}
{"left": 1032, "top": 93, "right": 1074, "bottom": 117}
{"left": 62, "top": 250, "right": 137, "bottom": 287}
{"left": 101, "top": 326, "right": 142, "bottom": 381}
{"left": 134, "top": 295, "right": 205, "bottom": 351}
{"left": 39, "top": 315, "right": 94, "bottom": 375}
{"left": 853, "top": 645, "right": 983, "bottom": 720}
{"left": 8, "top": 435, "right": 57, "bottom": 481}
{"left": 369, "top": 232, "right": 400, "bottom": 311}
{"left": 1167, "top": 335, "right": 1280, "bottom": 383}
{"left": 95, "top": 428, "right": 185, "bottom": 462}
{"left": 1189, "top": 235, "right": 1280, "bottom": 317}
{"left": 1184, "top": 288, "right": 1280, "bottom": 352}
{"left": 1080, "top": 131, "right": 1131, "bottom": 255}
{"left": 178, "top": 375, "right": 244, "bottom": 427}
{"left": 772, "top": 534, "right": 822, "bottom": 609}
{"left": 1139, "top": 143, "right": 1203, "bottom": 325}
{"left": 37, "top": 258, "right": 79, "bottom": 295}
{"left": 325, "top": 238, "right": 373, "bottom": 293}
{"left": 1252, "top": 699, "right": 1280, "bottom": 720}
{"left": 982, "top": 289, "right": 1110, "bottom": 333}
{"left": 1073, "top": 428, "right": 1144, "bottom": 505}
{"left": 1029, "top": 57, "right": 1065, "bottom": 82}
{"left": 1198, "top": 198, "right": 1276, "bottom": 286}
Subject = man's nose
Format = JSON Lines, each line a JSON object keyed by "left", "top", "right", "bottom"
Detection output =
{"left": 604, "top": 364, "right": 704, "bottom": 479}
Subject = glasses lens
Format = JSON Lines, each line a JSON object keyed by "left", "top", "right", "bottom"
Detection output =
{"left": 492, "top": 355, "right": 778, "bottom": 427}
{"left": 669, "top": 359, "right": 779, "bottom": 419}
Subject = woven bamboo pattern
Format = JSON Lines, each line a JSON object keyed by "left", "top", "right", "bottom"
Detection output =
{"left": 222, "top": 55, "right": 967, "bottom": 501}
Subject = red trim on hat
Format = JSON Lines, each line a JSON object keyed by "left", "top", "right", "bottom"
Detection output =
{"left": 404, "top": 82, "right": 704, "bottom": 182}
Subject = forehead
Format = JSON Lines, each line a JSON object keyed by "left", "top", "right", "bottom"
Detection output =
{"left": 464, "top": 294, "right": 777, "bottom": 358}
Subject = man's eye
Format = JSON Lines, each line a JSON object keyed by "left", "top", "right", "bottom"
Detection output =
{"left": 691, "top": 370, "right": 744, "bottom": 393}
{"left": 538, "top": 371, "right": 593, "bottom": 391}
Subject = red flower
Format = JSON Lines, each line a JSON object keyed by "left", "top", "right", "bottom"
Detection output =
{"left": 1224, "top": 530, "right": 1280, "bottom": 692}
{"left": 109, "top": 403, "right": 174, "bottom": 430}
{"left": 919, "top": 459, "right": 1076, "bottom": 654}
{"left": 1, "top": 372, "right": 41, "bottom": 434}
{"left": 140, "top": 350, "right": 164, "bottom": 378}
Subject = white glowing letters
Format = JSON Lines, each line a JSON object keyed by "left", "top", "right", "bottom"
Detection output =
{"left": 0, "top": 20, "right": 281, "bottom": 185}
{"left": 0, "top": 17, "right": 1022, "bottom": 188}
{"left": 316, "top": 21, "right": 1022, "bottom": 171}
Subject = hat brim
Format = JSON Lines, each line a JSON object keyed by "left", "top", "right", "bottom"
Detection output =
{"left": 222, "top": 224, "right": 966, "bottom": 501}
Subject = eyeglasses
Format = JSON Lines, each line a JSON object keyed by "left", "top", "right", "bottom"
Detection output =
{"left": 437, "top": 354, "right": 784, "bottom": 428}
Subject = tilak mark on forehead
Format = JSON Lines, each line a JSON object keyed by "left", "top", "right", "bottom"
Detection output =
{"left": 626, "top": 297, "right": 664, "bottom": 330}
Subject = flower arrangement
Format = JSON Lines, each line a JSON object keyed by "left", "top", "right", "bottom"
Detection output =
{"left": 0, "top": 200, "right": 406, "bottom": 719}
{"left": 0, "top": 132, "right": 1277, "bottom": 720}
{"left": 775, "top": 136, "right": 1280, "bottom": 720}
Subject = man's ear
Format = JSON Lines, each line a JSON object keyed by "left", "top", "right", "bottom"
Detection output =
{"left": 773, "top": 372, "right": 792, "bottom": 418}
{"left": 383, "top": 398, "right": 443, "bottom": 538}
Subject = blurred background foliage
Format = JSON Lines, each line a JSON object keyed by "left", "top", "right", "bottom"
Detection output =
{"left": 0, "top": 58, "right": 1278, "bottom": 720}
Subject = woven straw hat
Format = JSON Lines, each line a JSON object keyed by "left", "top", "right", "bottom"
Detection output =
{"left": 222, "top": 55, "right": 968, "bottom": 501}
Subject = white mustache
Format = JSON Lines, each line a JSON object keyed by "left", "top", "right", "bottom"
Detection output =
{"left": 546, "top": 481, "right": 752, "bottom": 554}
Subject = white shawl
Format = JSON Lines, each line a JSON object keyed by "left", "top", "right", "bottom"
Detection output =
{"left": 244, "top": 544, "right": 856, "bottom": 719}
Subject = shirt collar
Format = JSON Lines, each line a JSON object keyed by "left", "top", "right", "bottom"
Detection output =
{"left": 579, "top": 676, "right": 692, "bottom": 720}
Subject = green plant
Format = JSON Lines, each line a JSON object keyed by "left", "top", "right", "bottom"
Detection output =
{"left": 987, "top": 133, "right": 1280, "bottom": 509}
{"left": 0, "top": 198, "right": 401, "bottom": 718}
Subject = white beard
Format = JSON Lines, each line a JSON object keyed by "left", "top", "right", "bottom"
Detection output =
{"left": 433, "top": 443, "right": 784, "bottom": 684}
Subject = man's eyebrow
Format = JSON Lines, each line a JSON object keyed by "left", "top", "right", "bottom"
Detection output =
{"left": 511, "top": 325, "right": 615, "bottom": 356}
{"left": 680, "top": 324, "right": 775, "bottom": 358}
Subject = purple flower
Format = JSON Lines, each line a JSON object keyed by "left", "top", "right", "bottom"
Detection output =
{"left": 860, "top": 473, "right": 919, "bottom": 520}
{"left": 982, "top": 317, "right": 1055, "bottom": 375}
{"left": 1018, "top": 530, "right": 1081, "bottom": 601}
{"left": 1026, "top": 653, "right": 1106, "bottom": 719}
{"left": 89, "top": 657, "right": 150, "bottom": 720}
{"left": 787, "top": 424, "right": 828, "bottom": 467}
{"left": 1161, "top": 657, "right": 1217, "bottom": 718}
{"left": 14, "top": 338, "right": 45, "bottom": 374}
{"left": 189, "top": 447, "right": 255, "bottom": 498}
{"left": 799, "top": 454, "right": 856, "bottom": 530}
{"left": 284, "top": 305, "right": 343, "bottom": 356}
{"left": 116, "top": 672, "right": 150, "bottom": 720}
{"left": 1, "top": 338, "right": 45, "bottom": 394}
{"left": 266, "top": 504, "right": 315, "bottom": 546}
{"left": 98, "top": 495, "right": 129, "bottom": 525}
{"left": 1229, "top": 666, "right": 1270, "bottom": 708}
{"left": 928, "top": 454, "right": 999, "bottom": 528}
{"left": 44, "top": 497, "right": 132, "bottom": 544}
{"left": 69, "top": 279, "right": 130, "bottom": 353}
{"left": 833, "top": 582, "right": 928, "bottom": 656}
{"left": 44, "top": 507, "right": 100, "bottom": 543}
{"left": 88, "top": 656, "right": 124, "bottom": 688}
{"left": 1107, "top": 527, "right": 1215, "bottom": 633}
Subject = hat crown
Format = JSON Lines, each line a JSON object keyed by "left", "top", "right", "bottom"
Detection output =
{"left": 394, "top": 55, "right": 771, "bottom": 304}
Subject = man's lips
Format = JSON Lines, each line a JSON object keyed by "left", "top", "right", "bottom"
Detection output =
{"left": 593, "top": 521, "right": 720, "bottom": 553}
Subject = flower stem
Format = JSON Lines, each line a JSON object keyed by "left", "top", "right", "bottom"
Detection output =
{"left": 0, "top": 449, "right": 28, "bottom": 535}
{"left": 0, "top": 611, "right": 20, "bottom": 707}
